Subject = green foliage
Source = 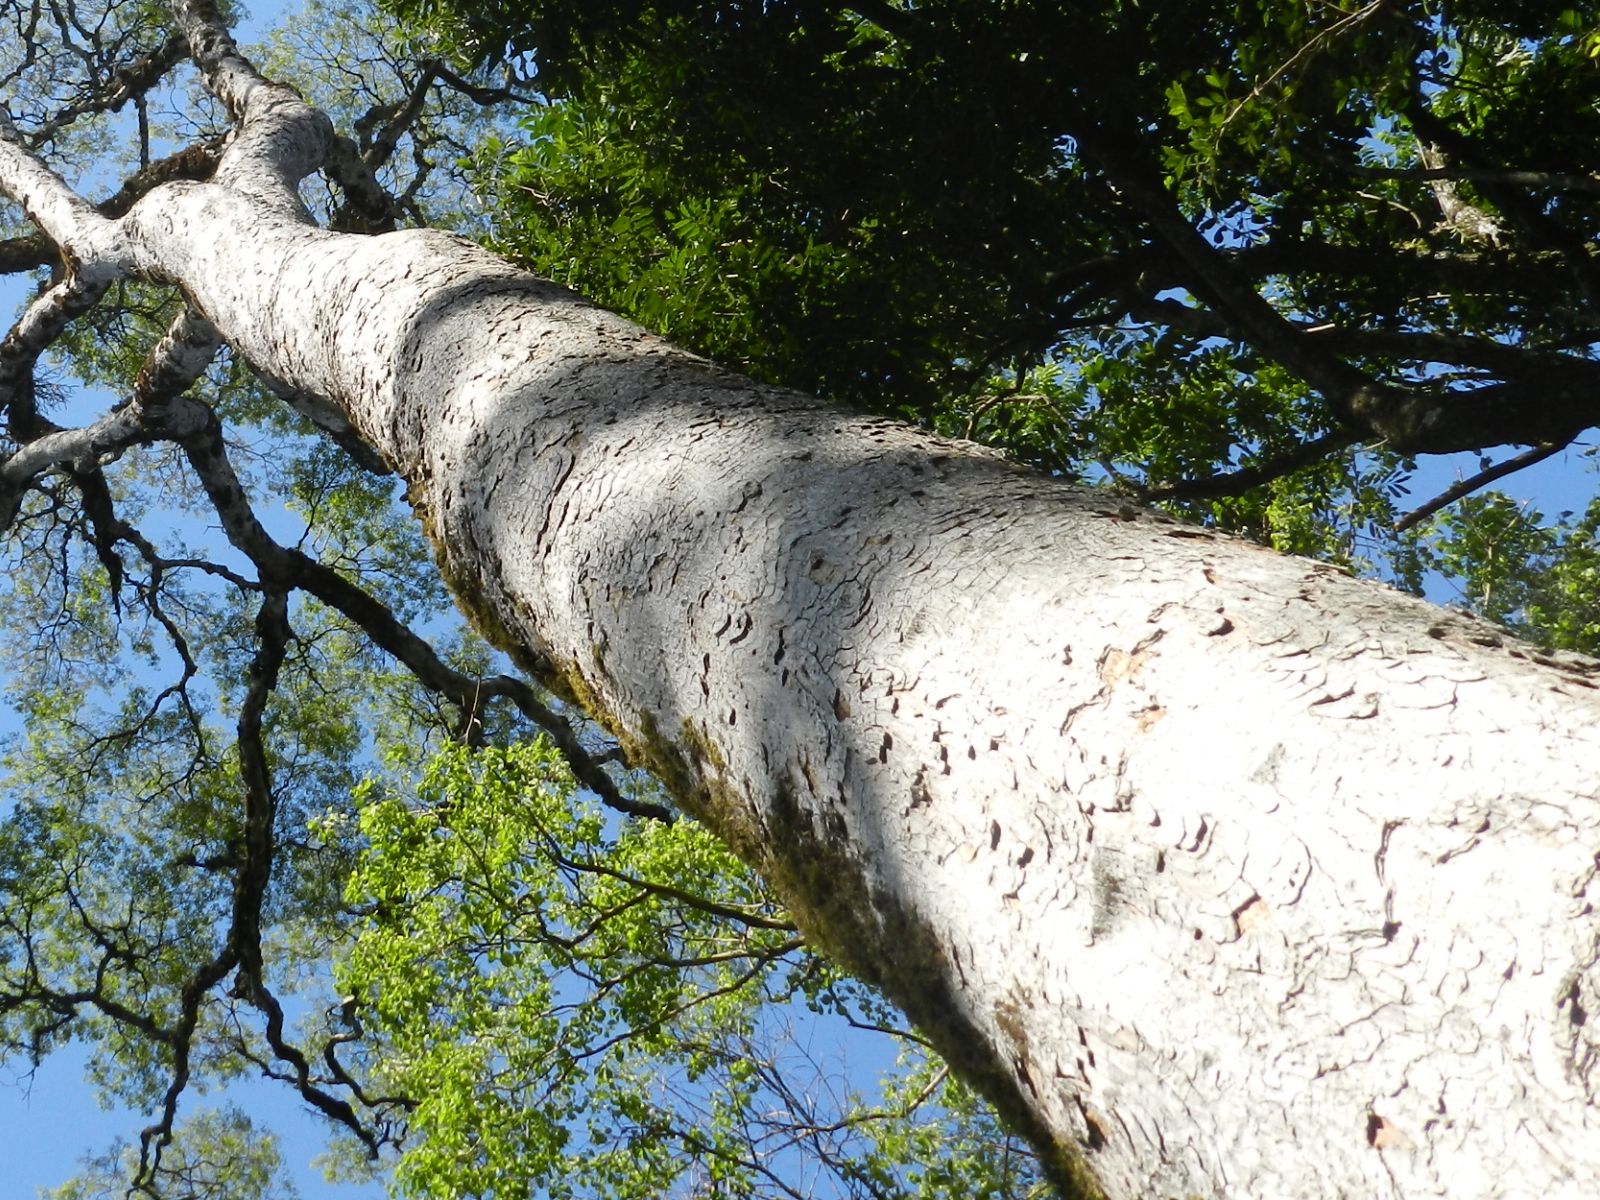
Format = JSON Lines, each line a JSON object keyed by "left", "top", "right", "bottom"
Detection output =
{"left": 1425, "top": 489, "right": 1600, "bottom": 655}
{"left": 6, "top": 0, "right": 1600, "bottom": 1195}
{"left": 44, "top": 1107, "right": 300, "bottom": 1200}
{"left": 337, "top": 741, "right": 1046, "bottom": 1199}
{"left": 472, "top": 83, "right": 1049, "bottom": 420}
{"left": 443, "top": 0, "right": 1600, "bottom": 613}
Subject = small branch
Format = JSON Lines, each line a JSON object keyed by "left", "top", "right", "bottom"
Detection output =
{"left": 540, "top": 848, "right": 797, "bottom": 932}
{"left": 1394, "top": 441, "right": 1569, "bottom": 532}
{"left": 1342, "top": 160, "right": 1600, "bottom": 194}
{"left": 1215, "top": 0, "right": 1384, "bottom": 141}
{"left": 426, "top": 60, "right": 538, "bottom": 107}
{"left": 25, "top": 34, "right": 190, "bottom": 146}
{"left": 1142, "top": 430, "right": 1361, "bottom": 501}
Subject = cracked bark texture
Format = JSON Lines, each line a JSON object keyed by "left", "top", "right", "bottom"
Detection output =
{"left": 6, "top": 31, "right": 1600, "bottom": 1200}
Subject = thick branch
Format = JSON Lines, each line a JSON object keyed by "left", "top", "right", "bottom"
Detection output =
{"left": 0, "top": 118, "right": 128, "bottom": 273}
{"left": 164, "top": 0, "right": 331, "bottom": 215}
{"left": 0, "top": 139, "right": 224, "bottom": 274}
{"left": 178, "top": 418, "right": 670, "bottom": 821}
{"left": 1417, "top": 143, "right": 1504, "bottom": 246}
{"left": 1341, "top": 160, "right": 1600, "bottom": 194}
{"left": 0, "top": 309, "right": 219, "bottom": 531}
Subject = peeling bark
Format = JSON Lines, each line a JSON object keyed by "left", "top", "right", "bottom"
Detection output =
{"left": 3, "top": 12, "right": 1600, "bottom": 1197}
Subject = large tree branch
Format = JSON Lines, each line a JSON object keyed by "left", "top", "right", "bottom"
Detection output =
{"left": 0, "top": 308, "right": 219, "bottom": 531}
{"left": 1340, "top": 160, "right": 1600, "bottom": 194}
{"left": 0, "top": 117, "right": 129, "bottom": 273}
{"left": 1069, "top": 123, "right": 1410, "bottom": 437}
{"left": 1417, "top": 142, "right": 1505, "bottom": 246}
{"left": 0, "top": 139, "right": 224, "bottom": 274}
{"left": 1123, "top": 296, "right": 1600, "bottom": 454}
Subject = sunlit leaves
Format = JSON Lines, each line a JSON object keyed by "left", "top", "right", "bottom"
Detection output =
{"left": 43, "top": 1106, "right": 300, "bottom": 1200}
{"left": 337, "top": 741, "right": 1045, "bottom": 1199}
{"left": 448, "top": 0, "right": 1600, "bottom": 630}
{"left": 1423, "top": 488, "right": 1600, "bottom": 654}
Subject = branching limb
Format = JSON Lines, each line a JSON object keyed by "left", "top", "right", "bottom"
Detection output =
{"left": 24, "top": 33, "right": 189, "bottom": 147}
{"left": 164, "top": 0, "right": 332, "bottom": 215}
{"left": 134, "top": 590, "right": 287, "bottom": 1191}
{"left": 1417, "top": 143, "right": 1505, "bottom": 246}
{"left": 221, "top": 591, "right": 385, "bottom": 1155}
{"left": 0, "top": 138, "right": 224, "bottom": 275}
{"left": 180, "top": 415, "right": 672, "bottom": 821}
{"left": 0, "top": 276, "right": 109, "bottom": 439}
{"left": 237, "top": 972, "right": 384, "bottom": 1157}
{"left": 162, "top": 0, "right": 273, "bottom": 123}
{"left": 0, "top": 115, "right": 130, "bottom": 273}
{"left": 325, "top": 54, "right": 531, "bottom": 232}
{"left": 0, "top": 307, "right": 220, "bottom": 533}
{"left": 133, "top": 928, "right": 241, "bottom": 1190}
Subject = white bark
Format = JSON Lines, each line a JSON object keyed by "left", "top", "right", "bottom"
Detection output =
{"left": 5, "top": 38, "right": 1600, "bottom": 1200}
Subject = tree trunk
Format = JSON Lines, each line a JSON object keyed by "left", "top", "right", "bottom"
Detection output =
{"left": 9, "top": 57, "right": 1600, "bottom": 1200}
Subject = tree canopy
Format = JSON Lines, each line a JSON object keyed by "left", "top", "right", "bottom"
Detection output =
{"left": 0, "top": 0, "right": 1598, "bottom": 1197}
{"left": 426, "top": 0, "right": 1600, "bottom": 617}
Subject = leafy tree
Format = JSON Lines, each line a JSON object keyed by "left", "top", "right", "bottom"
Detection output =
{"left": 335, "top": 739, "right": 1046, "bottom": 1199}
{"left": 44, "top": 1107, "right": 301, "bottom": 1200}
{"left": 0, "top": 2, "right": 1597, "bottom": 1200}
{"left": 447, "top": 0, "right": 1600, "bottom": 592}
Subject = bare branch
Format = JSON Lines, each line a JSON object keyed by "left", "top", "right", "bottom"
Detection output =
{"left": 1417, "top": 143, "right": 1505, "bottom": 247}
{"left": 179, "top": 419, "right": 673, "bottom": 821}
{"left": 25, "top": 32, "right": 189, "bottom": 146}
{"left": 1394, "top": 442, "right": 1570, "bottom": 532}
{"left": 0, "top": 138, "right": 224, "bottom": 274}
{"left": 0, "top": 308, "right": 220, "bottom": 532}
